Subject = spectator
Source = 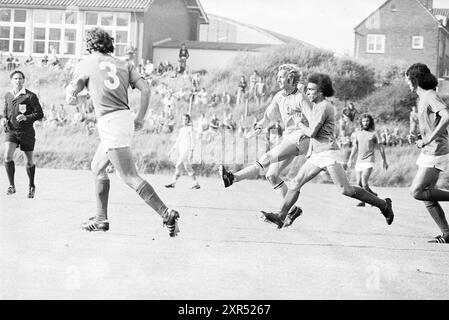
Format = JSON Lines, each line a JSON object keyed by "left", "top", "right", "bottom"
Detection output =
{"left": 179, "top": 43, "right": 190, "bottom": 62}
{"left": 209, "top": 114, "right": 220, "bottom": 132}
{"left": 157, "top": 62, "right": 165, "bottom": 75}
{"left": 222, "top": 113, "right": 236, "bottom": 132}
{"left": 255, "top": 77, "right": 266, "bottom": 107}
{"left": 24, "top": 55, "right": 34, "bottom": 66}
{"left": 144, "top": 59, "right": 154, "bottom": 77}
{"left": 41, "top": 55, "right": 49, "bottom": 67}
{"left": 249, "top": 70, "right": 259, "bottom": 102}
{"left": 72, "top": 106, "right": 85, "bottom": 125}
{"left": 222, "top": 91, "right": 232, "bottom": 106}
{"left": 237, "top": 75, "right": 247, "bottom": 106}
{"left": 56, "top": 104, "right": 68, "bottom": 127}
{"left": 197, "top": 87, "right": 208, "bottom": 107}
{"left": 163, "top": 91, "right": 176, "bottom": 118}
{"left": 342, "top": 102, "right": 360, "bottom": 122}
{"left": 6, "top": 53, "right": 15, "bottom": 71}
{"left": 196, "top": 112, "right": 209, "bottom": 138}
{"left": 49, "top": 54, "right": 60, "bottom": 69}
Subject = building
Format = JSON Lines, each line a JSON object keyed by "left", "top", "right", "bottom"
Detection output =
{"left": 354, "top": 0, "right": 449, "bottom": 78}
{"left": 153, "top": 13, "right": 313, "bottom": 71}
{"left": 0, "top": 0, "right": 208, "bottom": 62}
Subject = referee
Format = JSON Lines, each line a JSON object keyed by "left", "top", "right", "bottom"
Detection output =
{"left": 1, "top": 70, "right": 43, "bottom": 198}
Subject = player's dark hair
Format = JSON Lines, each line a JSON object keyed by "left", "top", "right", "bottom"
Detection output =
{"left": 10, "top": 70, "right": 25, "bottom": 79}
{"left": 406, "top": 63, "right": 438, "bottom": 90}
{"left": 307, "top": 73, "right": 335, "bottom": 97}
{"left": 85, "top": 27, "right": 114, "bottom": 54}
{"left": 359, "top": 113, "right": 375, "bottom": 131}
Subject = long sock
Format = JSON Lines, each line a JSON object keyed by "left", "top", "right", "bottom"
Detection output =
{"left": 5, "top": 160, "right": 15, "bottom": 186}
{"left": 95, "top": 179, "right": 110, "bottom": 221}
{"left": 172, "top": 174, "right": 181, "bottom": 185}
{"left": 234, "top": 162, "right": 264, "bottom": 182}
{"left": 273, "top": 181, "right": 288, "bottom": 198}
{"left": 136, "top": 181, "right": 169, "bottom": 219}
{"left": 415, "top": 189, "right": 449, "bottom": 202}
{"left": 352, "top": 186, "right": 386, "bottom": 209}
{"left": 26, "top": 165, "right": 36, "bottom": 187}
{"left": 425, "top": 201, "right": 449, "bottom": 237}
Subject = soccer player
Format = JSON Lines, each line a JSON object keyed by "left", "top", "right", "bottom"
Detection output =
{"left": 2, "top": 70, "right": 43, "bottom": 198}
{"left": 406, "top": 63, "right": 449, "bottom": 244}
{"left": 219, "top": 64, "right": 312, "bottom": 222}
{"left": 65, "top": 27, "right": 180, "bottom": 237}
{"left": 347, "top": 114, "right": 388, "bottom": 207}
{"left": 165, "top": 114, "right": 200, "bottom": 189}
{"left": 261, "top": 73, "right": 394, "bottom": 228}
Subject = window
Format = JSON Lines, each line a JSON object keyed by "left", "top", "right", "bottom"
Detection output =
{"left": 13, "top": 26, "right": 25, "bottom": 52}
{"left": 33, "top": 27, "right": 46, "bottom": 53}
{"left": 48, "top": 11, "right": 63, "bottom": 24}
{"left": 0, "top": 9, "right": 26, "bottom": 53}
{"left": 63, "top": 29, "right": 76, "bottom": 55}
{"left": 65, "top": 11, "right": 77, "bottom": 24}
{"left": 0, "top": 26, "right": 10, "bottom": 51}
{"left": 0, "top": 9, "right": 11, "bottom": 22}
{"left": 367, "top": 34, "right": 385, "bottom": 53}
{"left": 84, "top": 12, "right": 131, "bottom": 56}
{"left": 412, "top": 36, "right": 424, "bottom": 49}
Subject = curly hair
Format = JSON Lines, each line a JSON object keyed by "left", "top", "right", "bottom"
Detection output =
{"left": 406, "top": 63, "right": 438, "bottom": 90}
{"left": 85, "top": 27, "right": 114, "bottom": 54}
{"left": 278, "top": 64, "right": 301, "bottom": 87}
{"left": 359, "top": 113, "right": 375, "bottom": 131}
{"left": 307, "top": 73, "right": 335, "bottom": 97}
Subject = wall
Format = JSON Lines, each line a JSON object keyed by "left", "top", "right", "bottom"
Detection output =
{"left": 142, "top": 0, "right": 194, "bottom": 60}
{"left": 354, "top": 0, "right": 441, "bottom": 75}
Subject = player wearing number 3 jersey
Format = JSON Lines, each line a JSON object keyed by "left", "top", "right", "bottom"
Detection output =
{"left": 66, "top": 27, "right": 180, "bottom": 237}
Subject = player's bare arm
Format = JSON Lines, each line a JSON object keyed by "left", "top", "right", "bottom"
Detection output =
{"left": 133, "top": 78, "right": 151, "bottom": 130}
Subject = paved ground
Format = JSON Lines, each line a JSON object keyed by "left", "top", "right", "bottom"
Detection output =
{"left": 1, "top": 167, "right": 449, "bottom": 300}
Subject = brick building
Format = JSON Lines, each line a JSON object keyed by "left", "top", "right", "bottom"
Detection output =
{"left": 0, "top": 0, "right": 208, "bottom": 62}
{"left": 354, "top": 0, "right": 449, "bottom": 78}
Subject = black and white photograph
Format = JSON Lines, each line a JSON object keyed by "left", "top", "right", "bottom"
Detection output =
{"left": 1, "top": 0, "right": 449, "bottom": 304}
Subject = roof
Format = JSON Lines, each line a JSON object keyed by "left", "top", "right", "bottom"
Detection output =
{"left": 183, "top": 0, "right": 208, "bottom": 24}
{"left": 0, "top": 0, "right": 154, "bottom": 12}
{"left": 206, "top": 13, "right": 316, "bottom": 49}
{"left": 354, "top": 0, "right": 441, "bottom": 31}
{"left": 153, "top": 40, "right": 270, "bottom": 52}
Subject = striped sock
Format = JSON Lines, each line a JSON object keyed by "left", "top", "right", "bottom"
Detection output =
{"left": 273, "top": 181, "right": 288, "bottom": 198}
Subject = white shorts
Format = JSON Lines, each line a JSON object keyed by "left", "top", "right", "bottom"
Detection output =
{"left": 355, "top": 162, "right": 374, "bottom": 172}
{"left": 416, "top": 153, "right": 449, "bottom": 171}
{"left": 97, "top": 110, "right": 134, "bottom": 151}
{"left": 308, "top": 150, "right": 343, "bottom": 169}
{"left": 283, "top": 131, "right": 310, "bottom": 155}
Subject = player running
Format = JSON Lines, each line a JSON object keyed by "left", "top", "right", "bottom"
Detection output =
{"left": 2, "top": 70, "right": 43, "bottom": 198}
{"left": 165, "top": 114, "right": 201, "bottom": 189}
{"left": 65, "top": 27, "right": 180, "bottom": 237}
{"left": 347, "top": 114, "right": 388, "bottom": 207}
{"left": 261, "top": 73, "right": 394, "bottom": 228}
{"left": 406, "top": 63, "right": 449, "bottom": 244}
{"left": 219, "top": 64, "right": 311, "bottom": 222}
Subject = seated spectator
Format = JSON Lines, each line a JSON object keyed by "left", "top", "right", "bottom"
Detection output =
{"left": 49, "top": 54, "right": 60, "bottom": 69}
{"left": 72, "top": 106, "right": 85, "bottom": 125}
{"left": 24, "top": 55, "right": 34, "bottom": 65}
{"left": 209, "top": 114, "right": 220, "bottom": 132}
{"left": 222, "top": 113, "right": 237, "bottom": 132}
{"left": 197, "top": 87, "right": 208, "bottom": 106}
{"left": 41, "top": 55, "right": 49, "bottom": 67}
{"left": 6, "top": 53, "right": 15, "bottom": 71}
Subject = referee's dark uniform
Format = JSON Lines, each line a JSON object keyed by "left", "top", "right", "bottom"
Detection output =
{"left": 3, "top": 87, "right": 43, "bottom": 197}
{"left": 3, "top": 88, "right": 43, "bottom": 151}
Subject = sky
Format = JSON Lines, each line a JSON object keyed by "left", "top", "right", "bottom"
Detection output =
{"left": 200, "top": 0, "right": 449, "bottom": 55}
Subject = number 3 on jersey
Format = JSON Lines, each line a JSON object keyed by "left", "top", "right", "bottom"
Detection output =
{"left": 99, "top": 61, "right": 120, "bottom": 90}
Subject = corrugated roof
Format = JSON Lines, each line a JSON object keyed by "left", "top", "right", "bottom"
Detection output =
{"left": 153, "top": 40, "right": 270, "bottom": 52}
{"left": 0, "top": 0, "right": 153, "bottom": 11}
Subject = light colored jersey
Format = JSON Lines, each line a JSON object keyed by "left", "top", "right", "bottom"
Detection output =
{"left": 307, "top": 99, "right": 339, "bottom": 155}
{"left": 353, "top": 130, "right": 379, "bottom": 163}
{"left": 418, "top": 90, "right": 449, "bottom": 156}
{"left": 72, "top": 52, "right": 143, "bottom": 118}
{"left": 176, "top": 125, "right": 194, "bottom": 153}
{"left": 261, "top": 89, "right": 311, "bottom": 133}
